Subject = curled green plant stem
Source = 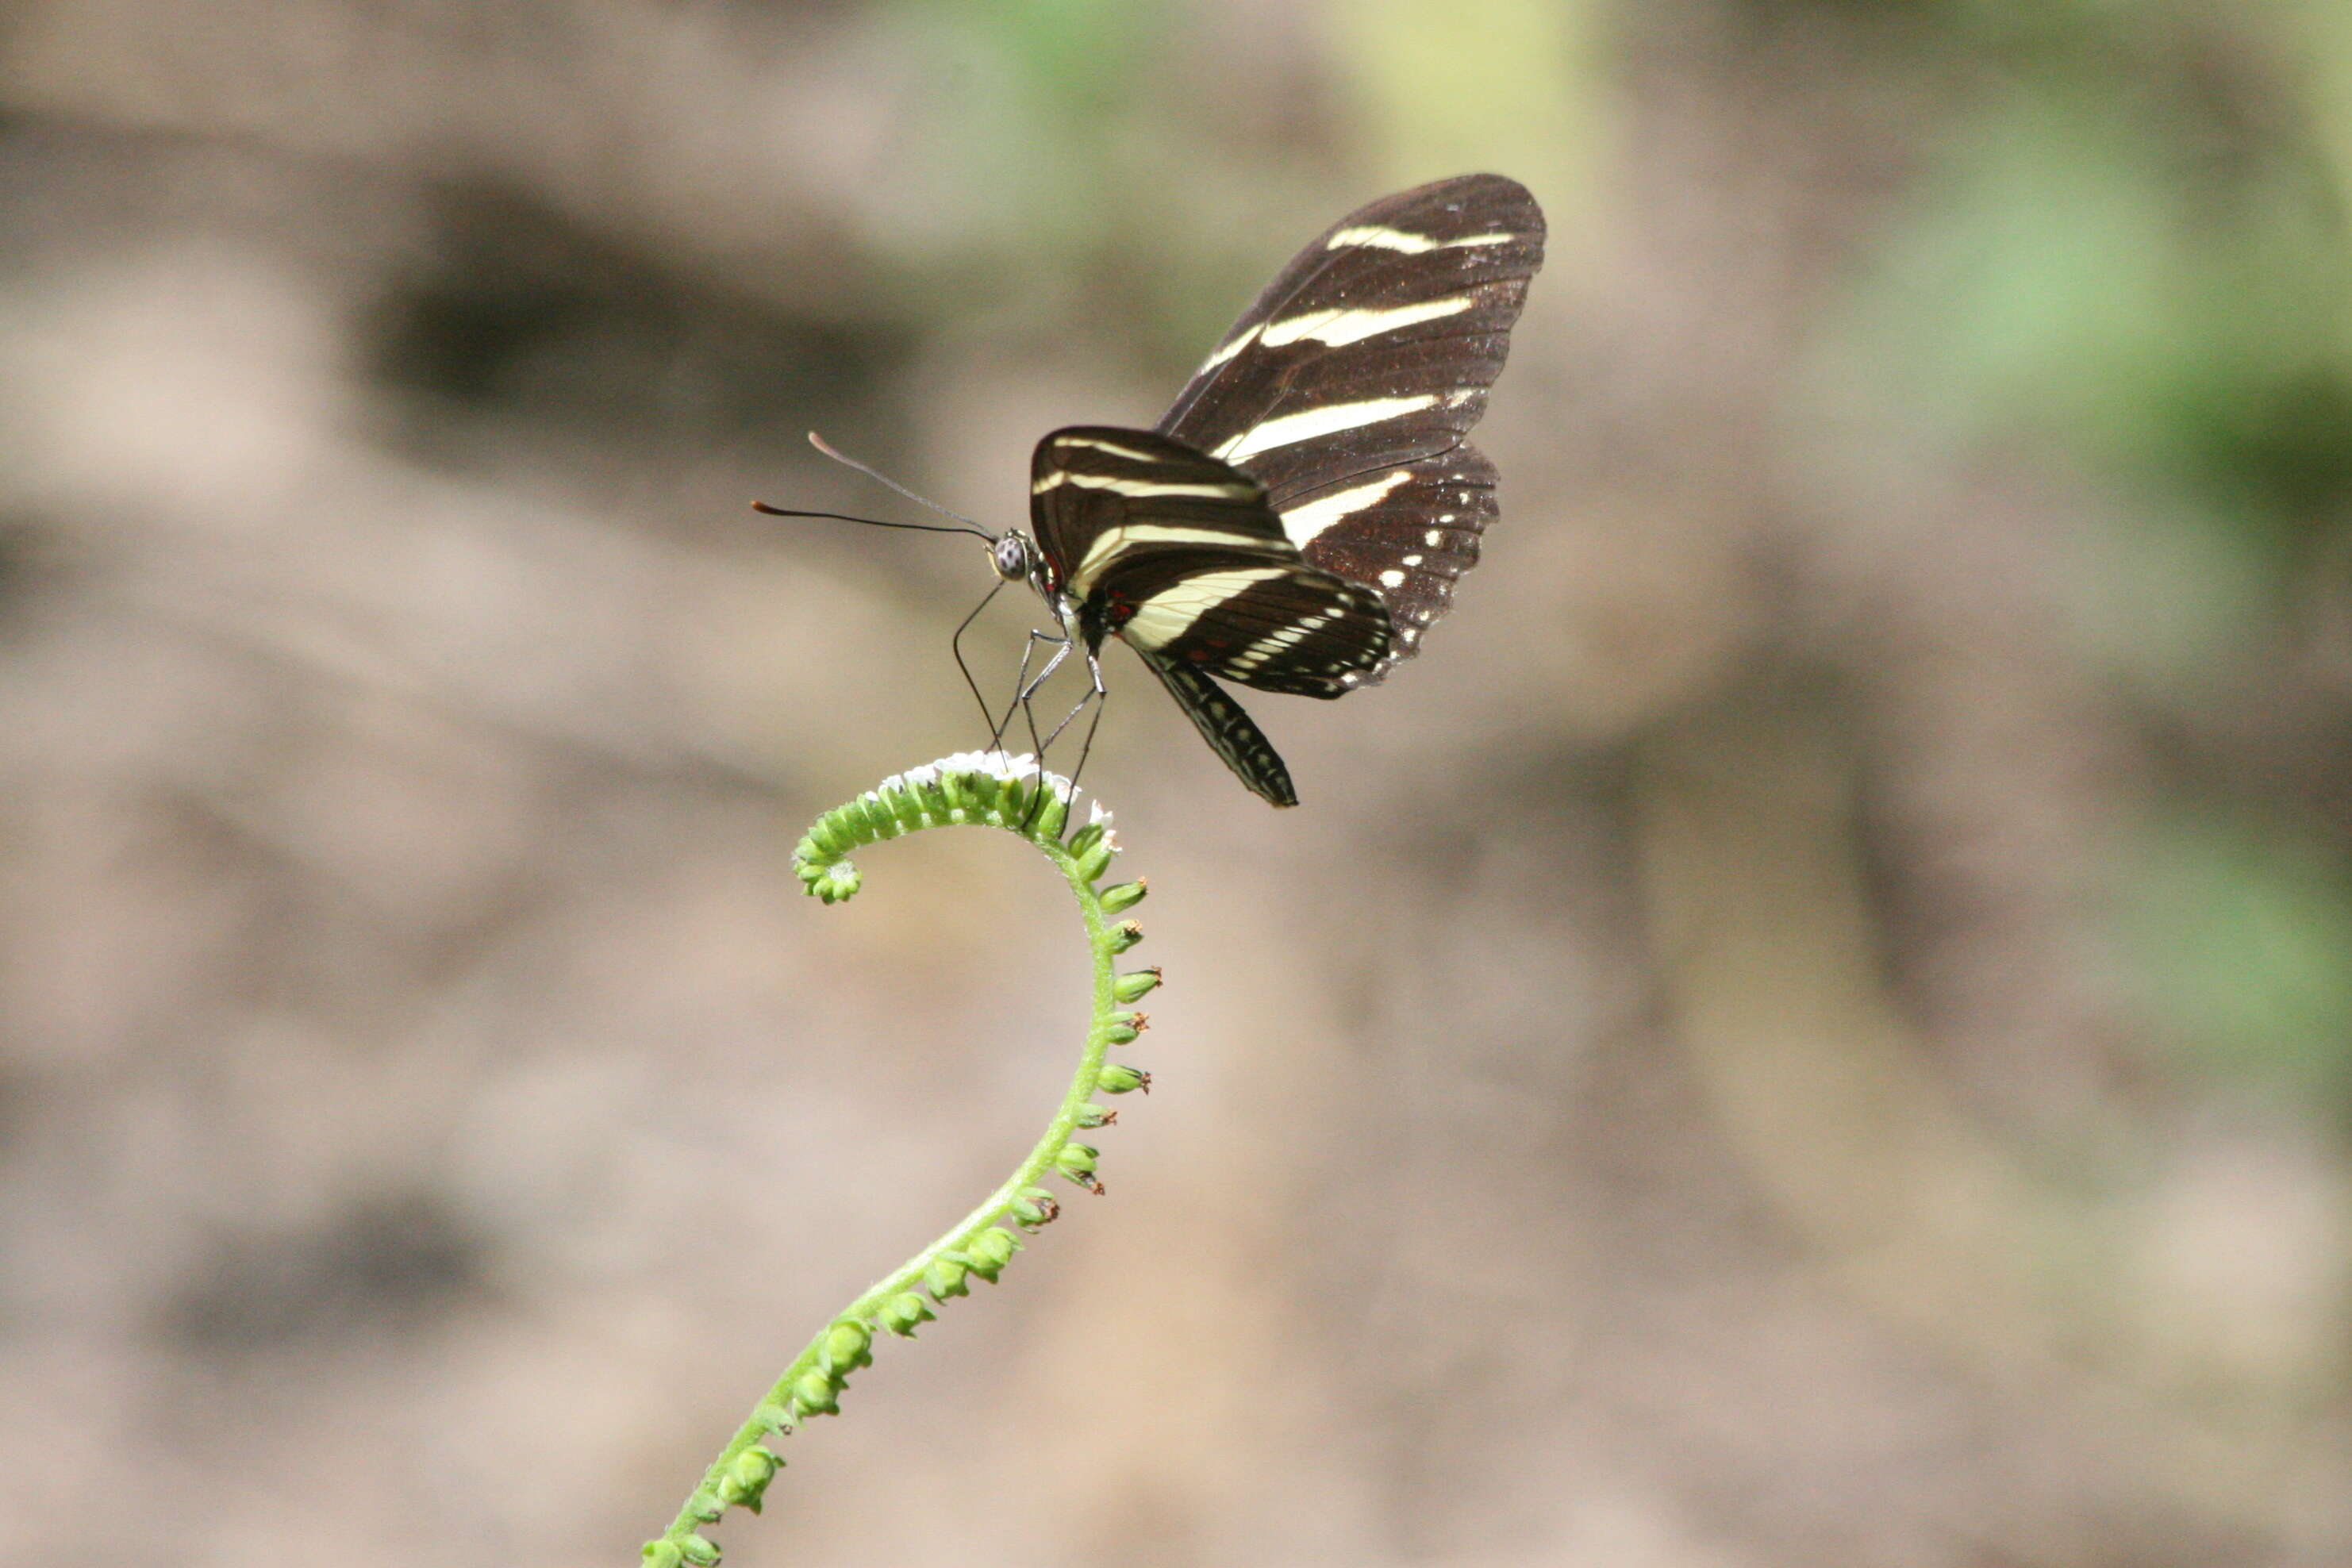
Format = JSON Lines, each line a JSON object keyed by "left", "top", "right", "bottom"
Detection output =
{"left": 643, "top": 752, "right": 1155, "bottom": 1568}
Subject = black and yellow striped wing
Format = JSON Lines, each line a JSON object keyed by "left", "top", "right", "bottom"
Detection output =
{"left": 1156, "top": 173, "right": 1545, "bottom": 679}
{"left": 1029, "top": 427, "right": 1391, "bottom": 698}
{"left": 1014, "top": 176, "right": 1543, "bottom": 805}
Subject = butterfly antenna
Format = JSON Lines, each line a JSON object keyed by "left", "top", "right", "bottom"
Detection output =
{"left": 806, "top": 431, "right": 990, "bottom": 535}
{"left": 950, "top": 578, "right": 1007, "bottom": 736}
{"left": 747, "top": 501, "right": 990, "bottom": 539}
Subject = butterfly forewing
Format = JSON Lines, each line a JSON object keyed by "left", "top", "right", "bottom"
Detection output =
{"left": 1030, "top": 427, "right": 1291, "bottom": 594}
{"left": 1029, "top": 425, "right": 1392, "bottom": 696}
{"left": 1155, "top": 173, "right": 1544, "bottom": 681}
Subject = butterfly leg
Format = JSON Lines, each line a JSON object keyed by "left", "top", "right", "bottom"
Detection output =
{"left": 1012, "top": 648, "right": 1106, "bottom": 837}
{"left": 1054, "top": 650, "right": 1109, "bottom": 821}
{"left": 993, "top": 629, "right": 1072, "bottom": 751}
{"left": 1036, "top": 650, "right": 1105, "bottom": 752}
{"left": 993, "top": 613, "right": 1078, "bottom": 832}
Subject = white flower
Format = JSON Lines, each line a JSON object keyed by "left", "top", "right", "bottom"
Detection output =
{"left": 924, "top": 751, "right": 1087, "bottom": 807}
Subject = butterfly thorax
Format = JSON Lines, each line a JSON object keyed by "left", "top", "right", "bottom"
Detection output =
{"left": 1078, "top": 586, "right": 1136, "bottom": 647}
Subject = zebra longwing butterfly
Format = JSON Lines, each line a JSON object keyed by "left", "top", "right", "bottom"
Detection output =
{"left": 993, "top": 173, "right": 1545, "bottom": 806}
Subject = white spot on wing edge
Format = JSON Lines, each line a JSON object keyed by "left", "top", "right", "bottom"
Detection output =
{"left": 1275, "top": 468, "right": 1416, "bottom": 548}
{"left": 1224, "top": 613, "right": 1328, "bottom": 671}
{"left": 1213, "top": 395, "right": 1439, "bottom": 464}
{"left": 1324, "top": 225, "right": 1516, "bottom": 254}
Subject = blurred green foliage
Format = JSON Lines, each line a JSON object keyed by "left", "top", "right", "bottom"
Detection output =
{"left": 2127, "top": 814, "right": 2352, "bottom": 1105}
{"left": 1821, "top": 0, "right": 2352, "bottom": 1111}
{"left": 884, "top": 0, "right": 1599, "bottom": 372}
{"left": 1328, "top": 0, "right": 1597, "bottom": 194}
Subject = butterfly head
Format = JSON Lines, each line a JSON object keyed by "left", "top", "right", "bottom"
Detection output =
{"left": 990, "top": 528, "right": 1059, "bottom": 598}
{"left": 990, "top": 530, "right": 1032, "bottom": 582}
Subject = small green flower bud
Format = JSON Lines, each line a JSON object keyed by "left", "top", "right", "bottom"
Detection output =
{"left": 805, "top": 861, "right": 860, "bottom": 903}
{"left": 1108, "top": 920, "right": 1145, "bottom": 953}
{"left": 717, "top": 1447, "right": 781, "bottom": 1512}
{"left": 1101, "top": 1013, "right": 1142, "bottom": 1045}
{"left": 966, "top": 1226, "right": 1020, "bottom": 1278}
{"left": 925, "top": 1255, "right": 971, "bottom": 1299}
{"left": 1097, "top": 1063, "right": 1151, "bottom": 1094}
{"left": 753, "top": 1402, "right": 793, "bottom": 1435}
{"left": 1113, "top": 967, "right": 1162, "bottom": 1003}
{"left": 878, "top": 1292, "right": 935, "bottom": 1336}
{"left": 792, "top": 1370, "right": 840, "bottom": 1415}
{"left": 1010, "top": 1188, "right": 1061, "bottom": 1228}
{"left": 642, "top": 1541, "right": 686, "bottom": 1568}
{"left": 1073, "top": 836, "right": 1116, "bottom": 882}
{"left": 821, "top": 1320, "right": 873, "bottom": 1374}
{"left": 688, "top": 1489, "right": 724, "bottom": 1522}
{"left": 1076, "top": 1105, "right": 1113, "bottom": 1128}
{"left": 1064, "top": 822, "right": 1105, "bottom": 858}
{"left": 1097, "top": 878, "right": 1147, "bottom": 913}
{"left": 1056, "top": 1143, "right": 1104, "bottom": 1194}
{"left": 678, "top": 1535, "right": 722, "bottom": 1566}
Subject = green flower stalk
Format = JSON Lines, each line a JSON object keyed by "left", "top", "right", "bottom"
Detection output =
{"left": 644, "top": 752, "right": 1153, "bottom": 1568}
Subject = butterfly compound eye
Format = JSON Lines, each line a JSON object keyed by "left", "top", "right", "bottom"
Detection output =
{"left": 993, "top": 534, "right": 1032, "bottom": 582}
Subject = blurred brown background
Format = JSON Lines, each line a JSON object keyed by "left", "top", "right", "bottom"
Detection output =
{"left": 4, "top": 2, "right": 2350, "bottom": 1564}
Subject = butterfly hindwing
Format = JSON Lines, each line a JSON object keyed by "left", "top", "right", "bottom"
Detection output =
{"left": 1275, "top": 440, "right": 1498, "bottom": 671}
{"left": 1116, "top": 557, "right": 1390, "bottom": 698}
